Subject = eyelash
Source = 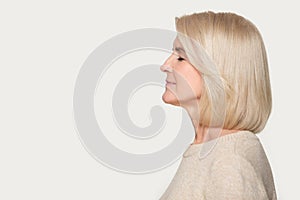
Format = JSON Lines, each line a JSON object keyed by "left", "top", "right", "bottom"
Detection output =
{"left": 171, "top": 49, "right": 185, "bottom": 62}
{"left": 177, "top": 57, "right": 185, "bottom": 61}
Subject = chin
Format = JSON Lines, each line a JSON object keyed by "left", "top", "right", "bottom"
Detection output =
{"left": 162, "top": 92, "right": 180, "bottom": 106}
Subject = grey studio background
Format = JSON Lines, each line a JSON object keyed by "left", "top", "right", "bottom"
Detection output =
{"left": 0, "top": 0, "right": 299, "bottom": 199}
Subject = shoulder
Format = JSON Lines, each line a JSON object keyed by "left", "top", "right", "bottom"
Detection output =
{"left": 205, "top": 153, "right": 269, "bottom": 199}
{"left": 215, "top": 130, "right": 269, "bottom": 167}
{"left": 204, "top": 132, "right": 274, "bottom": 199}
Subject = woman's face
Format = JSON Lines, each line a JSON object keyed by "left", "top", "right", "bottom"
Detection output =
{"left": 160, "top": 37, "right": 203, "bottom": 106}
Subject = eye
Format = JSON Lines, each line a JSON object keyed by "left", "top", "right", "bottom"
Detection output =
{"left": 177, "top": 56, "right": 185, "bottom": 61}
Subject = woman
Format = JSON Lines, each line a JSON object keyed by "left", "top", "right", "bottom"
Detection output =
{"left": 159, "top": 11, "right": 277, "bottom": 199}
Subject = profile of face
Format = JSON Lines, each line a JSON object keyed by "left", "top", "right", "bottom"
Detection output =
{"left": 160, "top": 37, "right": 203, "bottom": 107}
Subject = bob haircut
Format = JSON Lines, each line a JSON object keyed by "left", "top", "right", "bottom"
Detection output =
{"left": 175, "top": 11, "right": 272, "bottom": 133}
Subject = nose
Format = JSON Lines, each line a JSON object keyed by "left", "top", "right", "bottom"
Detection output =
{"left": 160, "top": 53, "right": 175, "bottom": 72}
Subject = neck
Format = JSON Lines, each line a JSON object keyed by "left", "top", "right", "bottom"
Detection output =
{"left": 181, "top": 99, "right": 239, "bottom": 144}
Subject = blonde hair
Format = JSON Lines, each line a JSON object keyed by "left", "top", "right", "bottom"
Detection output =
{"left": 175, "top": 11, "right": 272, "bottom": 133}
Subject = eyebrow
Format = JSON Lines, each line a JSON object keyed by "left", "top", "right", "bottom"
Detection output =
{"left": 172, "top": 46, "right": 186, "bottom": 53}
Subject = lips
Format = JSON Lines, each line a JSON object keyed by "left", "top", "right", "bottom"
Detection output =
{"left": 166, "top": 80, "right": 176, "bottom": 85}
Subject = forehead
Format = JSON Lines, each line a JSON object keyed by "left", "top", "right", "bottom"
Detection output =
{"left": 172, "top": 37, "right": 186, "bottom": 55}
{"left": 173, "top": 37, "right": 183, "bottom": 47}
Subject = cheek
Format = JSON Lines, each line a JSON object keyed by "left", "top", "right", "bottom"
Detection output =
{"left": 175, "top": 67, "right": 203, "bottom": 96}
{"left": 190, "top": 73, "right": 203, "bottom": 95}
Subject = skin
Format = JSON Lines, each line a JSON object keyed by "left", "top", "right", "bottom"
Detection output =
{"left": 160, "top": 37, "right": 239, "bottom": 144}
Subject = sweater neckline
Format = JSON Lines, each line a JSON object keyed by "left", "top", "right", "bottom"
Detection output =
{"left": 183, "top": 130, "right": 258, "bottom": 158}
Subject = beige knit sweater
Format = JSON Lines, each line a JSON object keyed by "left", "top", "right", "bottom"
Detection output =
{"left": 159, "top": 130, "right": 277, "bottom": 200}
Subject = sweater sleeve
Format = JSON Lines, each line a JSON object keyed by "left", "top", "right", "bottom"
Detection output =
{"left": 205, "top": 154, "right": 269, "bottom": 200}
